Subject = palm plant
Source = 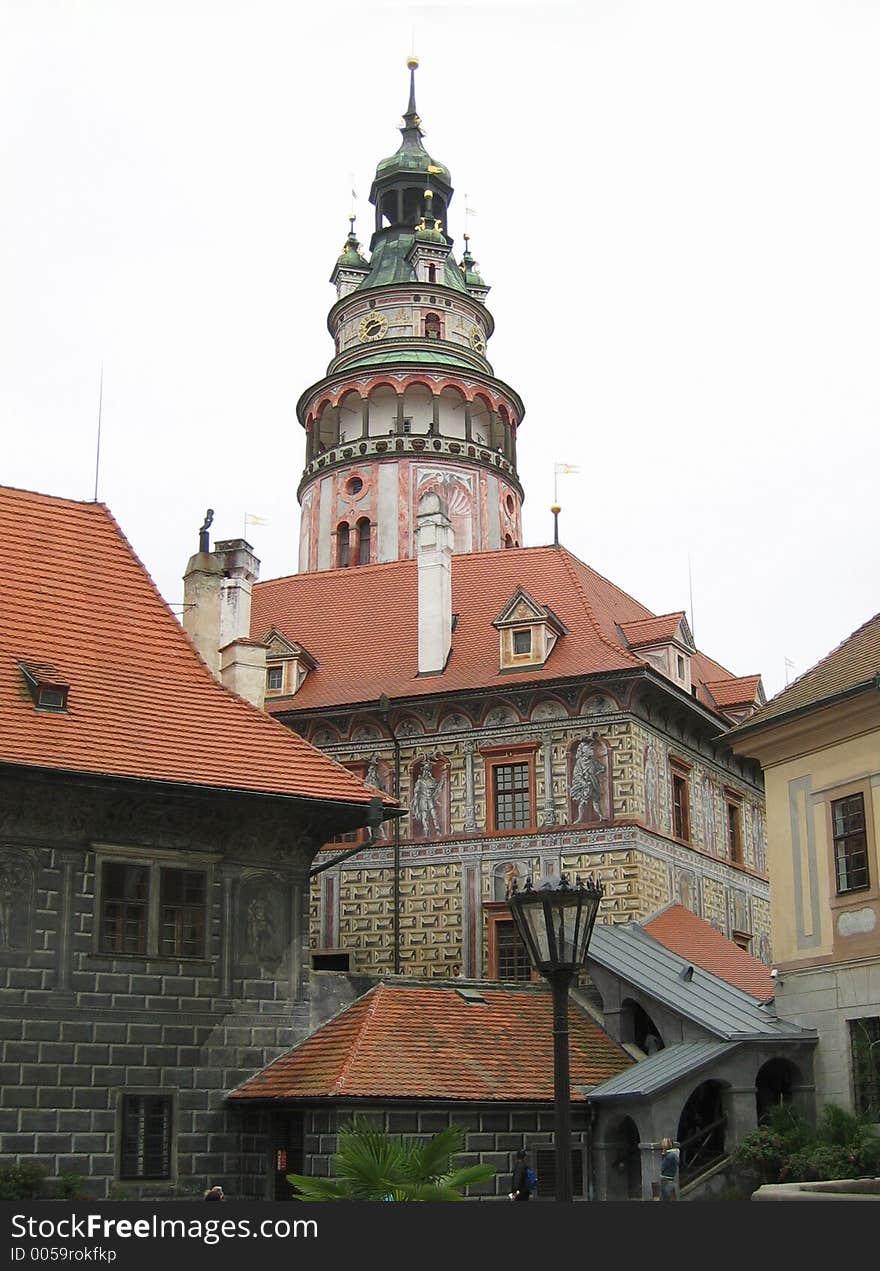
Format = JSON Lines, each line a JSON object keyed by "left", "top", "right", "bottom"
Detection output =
{"left": 286, "top": 1118, "right": 495, "bottom": 1201}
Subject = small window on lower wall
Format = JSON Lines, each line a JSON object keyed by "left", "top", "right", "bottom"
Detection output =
{"left": 534, "top": 1148, "right": 585, "bottom": 1198}
{"left": 120, "top": 1094, "right": 173, "bottom": 1180}
{"left": 311, "top": 951, "right": 351, "bottom": 972}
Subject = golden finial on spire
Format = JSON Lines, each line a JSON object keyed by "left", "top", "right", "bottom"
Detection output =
{"left": 407, "top": 55, "right": 419, "bottom": 69}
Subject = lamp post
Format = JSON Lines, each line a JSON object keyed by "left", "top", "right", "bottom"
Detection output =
{"left": 507, "top": 873, "right": 604, "bottom": 1201}
{"left": 378, "top": 693, "right": 401, "bottom": 975}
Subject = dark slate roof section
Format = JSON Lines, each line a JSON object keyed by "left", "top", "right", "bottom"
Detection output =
{"left": 587, "top": 923, "right": 816, "bottom": 1042}
{"left": 582, "top": 1041, "right": 740, "bottom": 1101}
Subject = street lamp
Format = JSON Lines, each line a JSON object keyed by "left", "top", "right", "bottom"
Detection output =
{"left": 507, "top": 873, "right": 604, "bottom": 1201}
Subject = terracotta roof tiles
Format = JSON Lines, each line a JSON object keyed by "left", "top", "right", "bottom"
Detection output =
{"left": 729, "top": 611, "right": 880, "bottom": 734}
{"left": 619, "top": 612, "right": 687, "bottom": 647}
{"left": 1, "top": 485, "right": 391, "bottom": 807}
{"left": 641, "top": 903, "right": 774, "bottom": 1001}
{"left": 229, "top": 982, "right": 633, "bottom": 1102}
{"left": 252, "top": 547, "right": 753, "bottom": 718}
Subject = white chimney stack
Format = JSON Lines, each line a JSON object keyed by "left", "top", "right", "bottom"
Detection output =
{"left": 416, "top": 493, "right": 454, "bottom": 675}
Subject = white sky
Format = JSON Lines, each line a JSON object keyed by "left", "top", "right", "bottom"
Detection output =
{"left": 2, "top": 0, "right": 878, "bottom": 699}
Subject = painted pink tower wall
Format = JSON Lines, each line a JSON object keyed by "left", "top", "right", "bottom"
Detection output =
{"left": 295, "top": 62, "right": 526, "bottom": 573}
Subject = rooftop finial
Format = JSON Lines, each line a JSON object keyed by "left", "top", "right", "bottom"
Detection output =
{"left": 404, "top": 55, "right": 421, "bottom": 131}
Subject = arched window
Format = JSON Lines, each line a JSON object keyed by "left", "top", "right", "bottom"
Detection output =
{"left": 424, "top": 312, "right": 442, "bottom": 339}
{"left": 357, "top": 517, "right": 371, "bottom": 566}
{"left": 336, "top": 523, "right": 350, "bottom": 568}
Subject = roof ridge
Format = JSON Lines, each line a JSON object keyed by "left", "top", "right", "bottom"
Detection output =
{"left": 765, "top": 610, "right": 880, "bottom": 706}
{"left": 330, "top": 984, "right": 384, "bottom": 1094}
{"left": 555, "top": 550, "right": 644, "bottom": 668}
{"left": 0, "top": 483, "right": 106, "bottom": 510}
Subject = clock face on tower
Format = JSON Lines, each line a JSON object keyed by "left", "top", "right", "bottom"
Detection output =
{"left": 469, "top": 326, "right": 486, "bottom": 353}
{"left": 358, "top": 313, "right": 388, "bottom": 342}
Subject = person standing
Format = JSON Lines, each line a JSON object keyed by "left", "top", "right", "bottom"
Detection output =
{"left": 658, "top": 1137, "right": 680, "bottom": 1201}
{"left": 509, "top": 1149, "right": 531, "bottom": 1202}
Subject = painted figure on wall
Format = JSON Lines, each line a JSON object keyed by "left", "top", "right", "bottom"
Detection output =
{"left": 701, "top": 776, "right": 717, "bottom": 856}
{"left": 364, "top": 752, "right": 392, "bottom": 840}
{"left": 678, "top": 871, "right": 697, "bottom": 914}
{"left": 643, "top": 742, "right": 660, "bottom": 829}
{"left": 409, "top": 752, "right": 449, "bottom": 839}
{"left": 751, "top": 804, "right": 766, "bottom": 875}
{"left": 568, "top": 733, "right": 611, "bottom": 824}
{"left": 237, "top": 875, "right": 288, "bottom": 971}
{"left": 0, "top": 851, "right": 31, "bottom": 951}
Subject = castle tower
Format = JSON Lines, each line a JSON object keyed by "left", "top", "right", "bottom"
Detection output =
{"left": 296, "top": 59, "right": 526, "bottom": 573}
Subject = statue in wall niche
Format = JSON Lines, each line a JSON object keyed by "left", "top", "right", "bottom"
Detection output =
{"left": 701, "top": 776, "right": 717, "bottom": 856}
{"left": 494, "top": 859, "right": 530, "bottom": 901}
{"left": 643, "top": 742, "right": 660, "bottom": 829}
{"left": 0, "top": 850, "right": 32, "bottom": 951}
{"left": 569, "top": 733, "right": 611, "bottom": 824}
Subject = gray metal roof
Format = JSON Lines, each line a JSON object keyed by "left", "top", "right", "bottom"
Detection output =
{"left": 582, "top": 1040, "right": 738, "bottom": 1101}
{"left": 587, "top": 923, "right": 815, "bottom": 1042}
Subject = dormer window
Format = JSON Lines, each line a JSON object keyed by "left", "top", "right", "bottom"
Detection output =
{"left": 19, "top": 661, "right": 69, "bottom": 713}
{"left": 619, "top": 613, "right": 694, "bottom": 693}
{"left": 261, "top": 630, "right": 317, "bottom": 699}
{"left": 493, "top": 588, "right": 568, "bottom": 672}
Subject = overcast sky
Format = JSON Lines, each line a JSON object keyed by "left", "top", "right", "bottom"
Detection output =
{"left": 3, "top": 0, "right": 878, "bottom": 699}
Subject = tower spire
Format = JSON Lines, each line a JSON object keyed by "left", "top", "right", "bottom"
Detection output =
{"left": 404, "top": 55, "right": 420, "bottom": 133}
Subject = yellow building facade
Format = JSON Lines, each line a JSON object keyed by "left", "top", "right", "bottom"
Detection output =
{"left": 730, "top": 613, "right": 880, "bottom": 1117}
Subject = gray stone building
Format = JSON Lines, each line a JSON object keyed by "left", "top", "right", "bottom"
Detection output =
{"left": 0, "top": 486, "right": 395, "bottom": 1198}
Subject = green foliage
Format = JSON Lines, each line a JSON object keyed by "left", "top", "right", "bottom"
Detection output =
{"left": 286, "top": 1118, "right": 496, "bottom": 1201}
{"left": 732, "top": 1102, "right": 880, "bottom": 1187}
{"left": 0, "top": 1162, "right": 47, "bottom": 1200}
{"left": 57, "top": 1172, "right": 89, "bottom": 1200}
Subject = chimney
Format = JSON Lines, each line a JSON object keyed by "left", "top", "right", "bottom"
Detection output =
{"left": 214, "top": 539, "right": 260, "bottom": 650}
{"left": 416, "top": 492, "right": 453, "bottom": 674}
{"left": 220, "top": 639, "right": 267, "bottom": 710}
{"left": 182, "top": 548, "right": 223, "bottom": 677}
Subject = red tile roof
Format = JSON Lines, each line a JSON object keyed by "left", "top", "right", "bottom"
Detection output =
{"left": 729, "top": 611, "right": 880, "bottom": 734}
{"left": 1, "top": 485, "right": 392, "bottom": 807}
{"left": 641, "top": 903, "right": 774, "bottom": 1000}
{"left": 619, "top": 612, "right": 686, "bottom": 647}
{"left": 252, "top": 547, "right": 749, "bottom": 717}
{"left": 229, "top": 982, "right": 632, "bottom": 1102}
{"left": 704, "top": 675, "right": 764, "bottom": 709}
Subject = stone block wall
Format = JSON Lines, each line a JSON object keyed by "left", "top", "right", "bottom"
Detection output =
{"left": 0, "top": 772, "right": 328, "bottom": 1201}
{"left": 299, "top": 1102, "right": 589, "bottom": 1200}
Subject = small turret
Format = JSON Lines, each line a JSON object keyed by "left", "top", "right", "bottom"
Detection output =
{"left": 460, "top": 234, "right": 490, "bottom": 303}
{"left": 330, "top": 216, "right": 371, "bottom": 299}
{"left": 407, "top": 188, "right": 450, "bottom": 286}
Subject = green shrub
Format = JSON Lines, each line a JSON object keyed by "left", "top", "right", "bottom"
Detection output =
{"left": 733, "top": 1102, "right": 880, "bottom": 1186}
{"left": 0, "top": 1163, "right": 47, "bottom": 1200}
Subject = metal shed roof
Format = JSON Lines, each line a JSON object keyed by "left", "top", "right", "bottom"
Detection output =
{"left": 586, "top": 923, "right": 815, "bottom": 1042}
{"left": 581, "top": 1040, "right": 738, "bottom": 1101}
